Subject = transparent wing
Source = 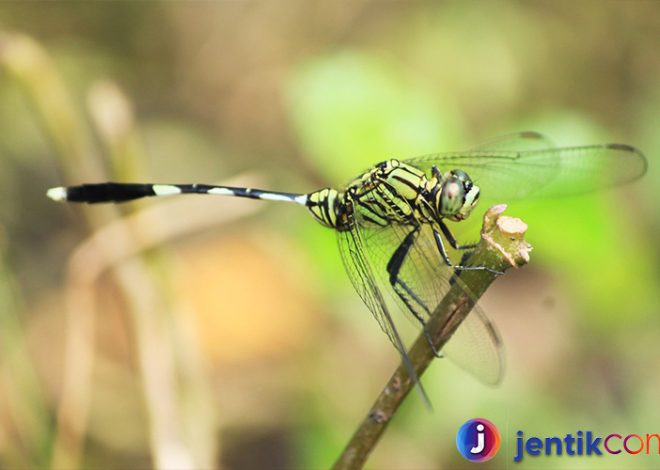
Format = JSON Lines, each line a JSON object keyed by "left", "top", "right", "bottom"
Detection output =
{"left": 468, "top": 130, "right": 555, "bottom": 152}
{"left": 336, "top": 205, "right": 431, "bottom": 406}
{"left": 405, "top": 142, "right": 647, "bottom": 202}
{"left": 353, "top": 207, "right": 504, "bottom": 385}
{"left": 441, "top": 306, "right": 504, "bottom": 385}
{"left": 337, "top": 223, "right": 402, "bottom": 350}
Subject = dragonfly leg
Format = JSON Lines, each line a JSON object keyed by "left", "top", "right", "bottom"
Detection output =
{"left": 433, "top": 228, "right": 503, "bottom": 276}
{"left": 395, "top": 279, "right": 445, "bottom": 359}
{"left": 386, "top": 226, "right": 444, "bottom": 358}
{"left": 438, "top": 220, "right": 478, "bottom": 250}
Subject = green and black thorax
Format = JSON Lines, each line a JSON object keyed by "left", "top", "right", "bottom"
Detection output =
{"left": 305, "top": 159, "right": 480, "bottom": 232}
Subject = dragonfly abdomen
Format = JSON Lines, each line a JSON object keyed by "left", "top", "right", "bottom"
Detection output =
{"left": 305, "top": 187, "right": 344, "bottom": 229}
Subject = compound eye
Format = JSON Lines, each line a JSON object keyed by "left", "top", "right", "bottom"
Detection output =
{"left": 444, "top": 181, "right": 460, "bottom": 199}
{"left": 450, "top": 169, "right": 469, "bottom": 181}
{"left": 439, "top": 179, "right": 465, "bottom": 215}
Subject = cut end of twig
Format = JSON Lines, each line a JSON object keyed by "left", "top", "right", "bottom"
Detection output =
{"left": 481, "top": 204, "right": 533, "bottom": 268}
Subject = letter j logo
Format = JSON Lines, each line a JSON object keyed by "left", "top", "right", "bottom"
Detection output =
{"left": 456, "top": 418, "right": 501, "bottom": 462}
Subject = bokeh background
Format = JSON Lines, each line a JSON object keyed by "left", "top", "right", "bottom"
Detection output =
{"left": 1, "top": 2, "right": 659, "bottom": 469}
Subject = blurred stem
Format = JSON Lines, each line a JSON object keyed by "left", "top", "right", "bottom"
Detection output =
{"left": 87, "top": 80, "right": 146, "bottom": 180}
{"left": 83, "top": 80, "right": 218, "bottom": 469}
{"left": 0, "top": 32, "right": 104, "bottom": 187}
{"left": 52, "top": 177, "right": 261, "bottom": 470}
{"left": 0, "top": 229, "right": 52, "bottom": 469}
{"left": 0, "top": 32, "right": 216, "bottom": 470}
{"left": 332, "top": 205, "right": 532, "bottom": 470}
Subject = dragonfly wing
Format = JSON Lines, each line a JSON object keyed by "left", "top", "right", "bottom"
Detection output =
{"left": 441, "top": 303, "right": 504, "bottom": 385}
{"left": 336, "top": 205, "right": 431, "bottom": 406}
{"left": 353, "top": 206, "right": 504, "bottom": 385}
{"left": 405, "top": 144, "right": 647, "bottom": 202}
{"left": 337, "top": 224, "right": 401, "bottom": 349}
{"left": 468, "top": 131, "right": 555, "bottom": 152}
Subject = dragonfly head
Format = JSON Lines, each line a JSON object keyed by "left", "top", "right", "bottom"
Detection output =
{"left": 436, "top": 169, "right": 480, "bottom": 222}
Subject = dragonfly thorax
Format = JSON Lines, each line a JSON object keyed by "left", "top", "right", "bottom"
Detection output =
{"left": 304, "top": 163, "right": 481, "bottom": 230}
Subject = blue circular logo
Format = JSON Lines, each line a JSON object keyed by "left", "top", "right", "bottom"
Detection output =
{"left": 456, "top": 418, "right": 501, "bottom": 462}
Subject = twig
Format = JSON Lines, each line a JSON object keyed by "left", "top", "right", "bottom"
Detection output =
{"left": 333, "top": 204, "right": 532, "bottom": 469}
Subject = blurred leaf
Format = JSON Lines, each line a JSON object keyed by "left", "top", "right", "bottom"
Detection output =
{"left": 512, "top": 195, "right": 656, "bottom": 332}
{"left": 287, "top": 51, "right": 466, "bottom": 182}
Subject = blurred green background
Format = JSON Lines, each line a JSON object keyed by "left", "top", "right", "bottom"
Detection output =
{"left": 0, "top": 2, "right": 658, "bottom": 469}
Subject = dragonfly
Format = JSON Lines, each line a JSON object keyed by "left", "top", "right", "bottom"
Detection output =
{"left": 47, "top": 131, "right": 647, "bottom": 406}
